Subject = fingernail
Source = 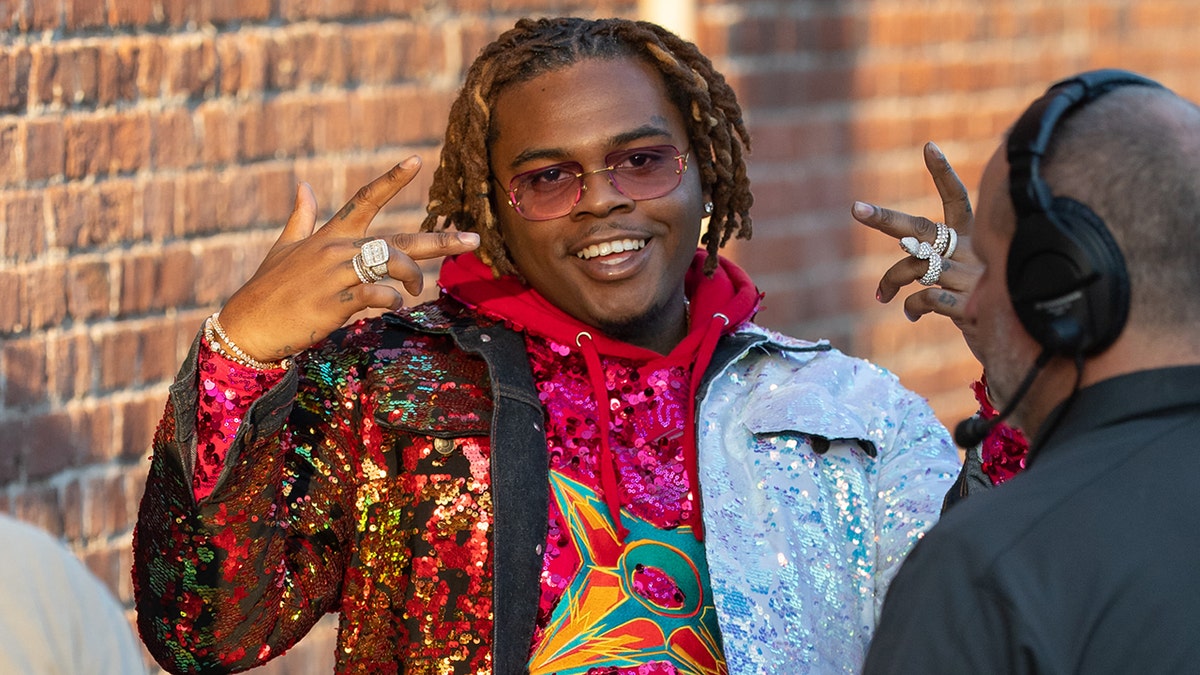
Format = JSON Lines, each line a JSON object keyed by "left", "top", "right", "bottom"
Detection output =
{"left": 457, "top": 232, "right": 480, "bottom": 245}
{"left": 852, "top": 201, "right": 874, "bottom": 218}
{"left": 401, "top": 155, "right": 421, "bottom": 168}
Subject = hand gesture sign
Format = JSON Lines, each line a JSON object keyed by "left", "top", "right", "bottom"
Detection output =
{"left": 213, "top": 157, "right": 480, "bottom": 364}
{"left": 851, "top": 142, "right": 984, "bottom": 359}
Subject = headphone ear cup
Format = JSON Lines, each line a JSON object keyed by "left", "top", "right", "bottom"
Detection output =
{"left": 1006, "top": 196, "right": 1129, "bottom": 355}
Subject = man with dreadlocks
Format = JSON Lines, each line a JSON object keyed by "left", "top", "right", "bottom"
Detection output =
{"left": 133, "top": 16, "right": 959, "bottom": 675}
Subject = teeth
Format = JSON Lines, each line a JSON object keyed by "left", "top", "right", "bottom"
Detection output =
{"left": 576, "top": 238, "right": 647, "bottom": 260}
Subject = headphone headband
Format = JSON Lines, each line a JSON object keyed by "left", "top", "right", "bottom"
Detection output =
{"left": 1007, "top": 69, "right": 1163, "bottom": 218}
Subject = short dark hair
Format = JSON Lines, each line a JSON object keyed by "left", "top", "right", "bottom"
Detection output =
{"left": 1045, "top": 85, "right": 1200, "bottom": 327}
{"left": 420, "top": 16, "right": 753, "bottom": 276}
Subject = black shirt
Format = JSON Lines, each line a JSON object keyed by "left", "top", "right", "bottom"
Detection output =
{"left": 863, "top": 365, "right": 1200, "bottom": 674}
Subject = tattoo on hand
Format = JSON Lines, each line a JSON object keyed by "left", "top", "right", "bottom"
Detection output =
{"left": 337, "top": 202, "right": 356, "bottom": 221}
{"left": 939, "top": 291, "right": 958, "bottom": 307}
{"left": 338, "top": 289, "right": 354, "bottom": 302}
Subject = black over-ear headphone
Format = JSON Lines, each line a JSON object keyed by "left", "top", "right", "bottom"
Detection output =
{"left": 1005, "top": 68, "right": 1164, "bottom": 356}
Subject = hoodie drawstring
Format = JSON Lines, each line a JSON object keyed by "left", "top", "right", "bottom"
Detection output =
{"left": 575, "top": 331, "right": 631, "bottom": 543}
{"left": 575, "top": 312, "right": 729, "bottom": 546}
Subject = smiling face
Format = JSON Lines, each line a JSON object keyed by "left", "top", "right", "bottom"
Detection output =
{"left": 488, "top": 57, "right": 706, "bottom": 353}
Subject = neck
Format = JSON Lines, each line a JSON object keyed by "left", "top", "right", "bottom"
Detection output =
{"left": 597, "top": 293, "right": 690, "bottom": 355}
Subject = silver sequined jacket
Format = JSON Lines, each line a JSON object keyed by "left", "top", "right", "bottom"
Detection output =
{"left": 697, "top": 324, "right": 960, "bottom": 674}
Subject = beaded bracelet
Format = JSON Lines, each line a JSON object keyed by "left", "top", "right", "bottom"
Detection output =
{"left": 205, "top": 312, "right": 291, "bottom": 371}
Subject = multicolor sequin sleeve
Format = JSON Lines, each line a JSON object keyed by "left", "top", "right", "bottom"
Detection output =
{"left": 134, "top": 328, "right": 363, "bottom": 672}
{"left": 133, "top": 316, "right": 500, "bottom": 674}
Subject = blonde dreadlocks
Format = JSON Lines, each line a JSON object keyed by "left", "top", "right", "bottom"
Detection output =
{"left": 420, "top": 16, "right": 753, "bottom": 276}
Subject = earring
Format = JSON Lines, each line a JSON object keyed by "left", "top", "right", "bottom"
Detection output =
{"left": 704, "top": 201, "right": 713, "bottom": 215}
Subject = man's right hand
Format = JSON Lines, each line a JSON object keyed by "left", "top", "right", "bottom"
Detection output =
{"left": 213, "top": 156, "right": 480, "bottom": 363}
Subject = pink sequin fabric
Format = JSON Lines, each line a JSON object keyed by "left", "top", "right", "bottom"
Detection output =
{"left": 970, "top": 378, "right": 1031, "bottom": 485}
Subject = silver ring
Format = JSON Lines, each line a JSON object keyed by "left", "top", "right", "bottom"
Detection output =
{"left": 944, "top": 227, "right": 959, "bottom": 258}
{"left": 360, "top": 239, "right": 390, "bottom": 279}
{"left": 352, "top": 253, "right": 384, "bottom": 284}
{"left": 931, "top": 222, "right": 949, "bottom": 255}
{"left": 900, "top": 236, "right": 937, "bottom": 259}
{"left": 918, "top": 254, "right": 943, "bottom": 286}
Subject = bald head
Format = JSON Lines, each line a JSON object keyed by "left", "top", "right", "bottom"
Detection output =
{"left": 1040, "top": 85, "right": 1200, "bottom": 330}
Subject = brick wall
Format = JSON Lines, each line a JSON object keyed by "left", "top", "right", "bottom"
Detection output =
{"left": 1, "top": 1, "right": 1198, "bottom": 673}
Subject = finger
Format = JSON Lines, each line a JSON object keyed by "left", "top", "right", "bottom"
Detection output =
{"left": 386, "top": 230, "right": 481, "bottom": 262}
{"left": 381, "top": 251, "right": 425, "bottom": 297}
{"left": 877, "top": 255, "right": 977, "bottom": 303}
{"left": 323, "top": 156, "right": 423, "bottom": 236}
{"left": 355, "top": 283, "right": 406, "bottom": 312}
{"left": 852, "top": 201, "right": 942, "bottom": 244}
{"left": 923, "top": 142, "right": 972, "bottom": 229}
{"left": 902, "top": 287, "right": 970, "bottom": 322}
{"left": 276, "top": 182, "right": 319, "bottom": 246}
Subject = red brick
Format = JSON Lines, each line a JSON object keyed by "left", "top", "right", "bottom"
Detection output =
{"left": 261, "top": 96, "right": 314, "bottom": 159}
{"left": 60, "top": 478, "right": 83, "bottom": 541}
{"left": 134, "top": 37, "right": 163, "bottom": 98}
{"left": 47, "top": 331, "right": 94, "bottom": 401}
{"left": 83, "top": 472, "right": 131, "bottom": 539}
{"left": 30, "top": 43, "right": 101, "bottom": 108}
{"left": 110, "top": 110, "right": 151, "bottom": 174}
{"left": 120, "top": 394, "right": 164, "bottom": 460}
{"left": 25, "top": 117, "right": 65, "bottom": 182}
{"left": 80, "top": 545, "right": 123, "bottom": 595}
{"left": 21, "top": 261, "right": 69, "bottom": 331}
{"left": 157, "top": 0, "right": 193, "bottom": 27}
{"left": 98, "top": 329, "right": 139, "bottom": 391}
{"left": 177, "top": 171, "right": 219, "bottom": 235}
{"left": 8, "top": 485, "right": 64, "bottom": 536}
{"left": 29, "top": 0, "right": 60, "bottom": 31}
{"left": 149, "top": 107, "right": 200, "bottom": 170}
{"left": 65, "top": 0, "right": 107, "bottom": 31}
{"left": 164, "top": 35, "right": 218, "bottom": 99}
{"left": 0, "top": 45, "right": 31, "bottom": 113}
{"left": 98, "top": 41, "right": 144, "bottom": 105}
{"left": 0, "top": 268, "right": 21, "bottom": 334}
{"left": 192, "top": 241, "right": 240, "bottom": 305}
{"left": 64, "top": 114, "right": 111, "bottom": 178}
{"left": 108, "top": 0, "right": 154, "bottom": 27}
{"left": 117, "top": 244, "right": 195, "bottom": 317}
{"left": 66, "top": 256, "right": 111, "bottom": 321}
{"left": 215, "top": 32, "right": 268, "bottom": 98}
{"left": 141, "top": 177, "right": 176, "bottom": 241}
{"left": 0, "top": 120, "right": 22, "bottom": 186}
{"left": 50, "top": 180, "right": 136, "bottom": 249}
{"left": 23, "top": 409, "right": 84, "bottom": 480}
{"left": 2, "top": 336, "right": 47, "bottom": 408}
{"left": 3, "top": 190, "right": 47, "bottom": 260}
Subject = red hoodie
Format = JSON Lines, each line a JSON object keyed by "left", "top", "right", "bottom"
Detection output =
{"left": 438, "top": 249, "right": 761, "bottom": 542}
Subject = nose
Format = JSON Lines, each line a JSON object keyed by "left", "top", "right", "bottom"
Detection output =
{"left": 573, "top": 169, "right": 634, "bottom": 217}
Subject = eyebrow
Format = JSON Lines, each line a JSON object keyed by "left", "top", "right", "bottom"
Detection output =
{"left": 506, "top": 122, "right": 675, "bottom": 169}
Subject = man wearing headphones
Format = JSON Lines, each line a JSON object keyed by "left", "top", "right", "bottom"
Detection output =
{"left": 859, "top": 70, "right": 1200, "bottom": 672}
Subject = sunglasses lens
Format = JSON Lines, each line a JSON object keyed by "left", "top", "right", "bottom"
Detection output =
{"left": 607, "top": 146, "right": 684, "bottom": 200}
{"left": 509, "top": 145, "right": 685, "bottom": 221}
{"left": 511, "top": 163, "right": 583, "bottom": 221}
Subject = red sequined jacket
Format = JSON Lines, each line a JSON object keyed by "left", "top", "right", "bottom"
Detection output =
{"left": 135, "top": 299, "right": 552, "bottom": 673}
